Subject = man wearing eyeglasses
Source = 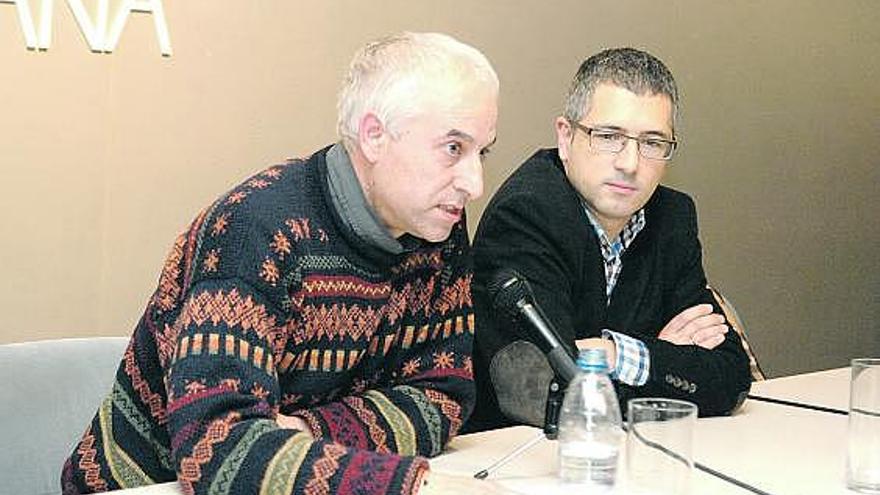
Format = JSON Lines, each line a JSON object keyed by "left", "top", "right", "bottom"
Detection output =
{"left": 466, "top": 48, "right": 751, "bottom": 431}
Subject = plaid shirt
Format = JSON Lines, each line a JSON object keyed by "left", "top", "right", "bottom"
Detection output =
{"left": 583, "top": 205, "right": 650, "bottom": 386}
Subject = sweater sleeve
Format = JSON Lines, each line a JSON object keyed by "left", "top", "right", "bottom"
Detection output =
{"left": 291, "top": 225, "right": 476, "bottom": 460}
{"left": 165, "top": 278, "right": 429, "bottom": 495}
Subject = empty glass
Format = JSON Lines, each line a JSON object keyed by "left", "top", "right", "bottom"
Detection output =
{"left": 626, "top": 398, "right": 697, "bottom": 495}
{"left": 847, "top": 358, "right": 880, "bottom": 493}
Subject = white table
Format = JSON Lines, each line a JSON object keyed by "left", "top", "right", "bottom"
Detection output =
{"left": 105, "top": 424, "right": 747, "bottom": 495}
{"left": 750, "top": 367, "right": 850, "bottom": 412}
{"left": 103, "top": 368, "right": 861, "bottom": 495}
{"left": 433, "top": 425, "right": 751, "bottom": 494}
{"left": 697, "top": 398, "right": 854, "bottom": 494}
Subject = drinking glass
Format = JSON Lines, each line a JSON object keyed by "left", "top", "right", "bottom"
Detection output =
{"left": 626, "top": 398, "right": 697, "bottom": 495}
{"left": 847, "top": 358, "right": 880, "bottom": 493}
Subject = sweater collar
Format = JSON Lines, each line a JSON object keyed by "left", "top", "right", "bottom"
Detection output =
{"left": 325, "top": 142, "right": 410, "bottom": 255}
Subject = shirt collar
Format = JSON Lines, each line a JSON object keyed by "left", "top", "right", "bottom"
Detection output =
{"left": 582, "top": 204, "right": 646, "bottom": 260}
{"left": 325, "top": 142, "right": 407, "bottom": 255}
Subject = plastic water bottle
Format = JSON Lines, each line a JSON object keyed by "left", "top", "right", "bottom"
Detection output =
{"left": 557, "top": 348, "right": 623, "bottom": 491}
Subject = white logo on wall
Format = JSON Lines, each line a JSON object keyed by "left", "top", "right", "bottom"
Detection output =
{"left": 1, "top": 0, "right": 172, "bottom": 56}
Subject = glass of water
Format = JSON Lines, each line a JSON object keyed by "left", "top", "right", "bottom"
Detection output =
{"left": 847, "top": 358, "right": 880, "bottom": 493}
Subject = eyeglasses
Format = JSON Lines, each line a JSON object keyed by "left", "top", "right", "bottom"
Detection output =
{"left": 569, "top": 120, "right": 678, "bottom": 161}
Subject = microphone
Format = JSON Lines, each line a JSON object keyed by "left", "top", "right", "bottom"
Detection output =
{"left": 474, "top": 269, "right": 579, "bottom": 480}
{"left": 488, "top": 269, "right": 579, "bottom": 384}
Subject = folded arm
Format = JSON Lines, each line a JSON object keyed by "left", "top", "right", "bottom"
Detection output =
{"left": 612, "top": 200, "right": 751, "bottom": 417}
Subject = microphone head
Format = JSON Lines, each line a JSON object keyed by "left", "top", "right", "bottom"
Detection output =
{"left": 488, "top": 269, "right": 534, "bottom": 319}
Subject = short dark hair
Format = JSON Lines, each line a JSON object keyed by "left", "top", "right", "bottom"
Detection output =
{"left": 563, "top": 47, "right": 679, "bottom": 130}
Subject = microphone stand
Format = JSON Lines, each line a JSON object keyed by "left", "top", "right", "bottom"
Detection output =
{"left": 542, "top": 378, "right": 564, "bottom": 440}
{"left": 473, "top": 377, "right": 565, "bottom": 479}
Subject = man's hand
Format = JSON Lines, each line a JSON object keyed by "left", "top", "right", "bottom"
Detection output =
{"left": 276, "top": 413, "right": 314, "bottom": 439}
{"left": 658, "top": 304, "right": 728, "bottom": 349}
{"left": 575, "top": 337, "right": 617, "bottom": 366}
{"left": 419, "top": 471, "right": 513, "bottom": 495}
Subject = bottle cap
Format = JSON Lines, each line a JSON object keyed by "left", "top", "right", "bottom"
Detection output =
{"left": 576, "top": 348, "right": 609, "bottom": 372}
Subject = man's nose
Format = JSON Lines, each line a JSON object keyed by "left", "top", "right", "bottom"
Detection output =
{"left": 613, "top": 137, "right": 640, "bottom": 175}
{"left": 456, "top": 153, "right": 484, "bottom": 201}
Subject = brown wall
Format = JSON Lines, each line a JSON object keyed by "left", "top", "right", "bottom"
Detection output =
{"left": 1, "top": 1, "right": 878, "bottom": 377}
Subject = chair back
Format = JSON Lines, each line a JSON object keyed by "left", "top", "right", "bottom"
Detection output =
{"left": 708, "top": 286, "right": 767, "bottom": 381}
{"left": 0, "top": 337, "right": 128, "bottom": 495}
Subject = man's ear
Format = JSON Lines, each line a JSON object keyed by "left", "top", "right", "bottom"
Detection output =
{"left": 358, "top": 113, "right": 387, "bottom": 164}
{"left": 555, "top": 116, "right": 572, "bottom": 163}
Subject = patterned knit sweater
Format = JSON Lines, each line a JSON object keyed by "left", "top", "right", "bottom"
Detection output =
{"left": 61, "top": 145, "right": 476, "bottom": 495}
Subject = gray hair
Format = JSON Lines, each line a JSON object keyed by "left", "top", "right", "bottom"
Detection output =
{"left": 337, "top": 32, "right": 499, "bottom": 143}
{"left": 563, "top": 48, "right": 679, "bottom": 131}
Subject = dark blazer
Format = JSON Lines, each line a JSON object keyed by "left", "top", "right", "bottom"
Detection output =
{"left": 466, "top": 148, "right": 751, "bottom": 432}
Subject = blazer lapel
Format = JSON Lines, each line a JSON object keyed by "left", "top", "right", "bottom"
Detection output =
{"left": 581, "top": 227, "right": 609, "bottom": 335}
{"left": 607, "top": 222, "right": 654, "bottom": 332}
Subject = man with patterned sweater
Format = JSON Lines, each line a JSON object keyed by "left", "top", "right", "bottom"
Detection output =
{"left": 467, "top": 48, "right": 752, "bottom": 432}
{"left": 62, "top": 32, "right": 503, "bottom": 495}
